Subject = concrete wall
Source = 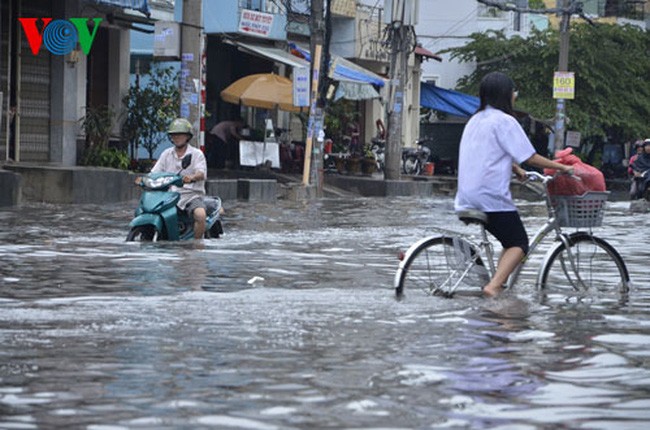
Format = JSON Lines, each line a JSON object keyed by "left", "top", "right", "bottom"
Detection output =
{"left": 2, "top": 165, "right": 136, "bottom": 204}
{"left": 0, "top": 169, "right": 22, "bottom": 207}
{"left": 0, "top": 165, "right": 282, "bottom": 205}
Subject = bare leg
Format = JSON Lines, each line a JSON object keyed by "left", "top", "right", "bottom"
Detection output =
{"left": 193, "top": 207, "right": 207, "bottom": 240}
{"left": 483, "top": 247, "right": 525, "bottom": 297}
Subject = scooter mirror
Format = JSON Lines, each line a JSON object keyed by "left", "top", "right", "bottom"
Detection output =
{"left": 181, "top": 154, "right": 192, "bottom": 170}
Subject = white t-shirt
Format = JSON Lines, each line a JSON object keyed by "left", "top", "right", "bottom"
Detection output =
{"left": 151, "top": 144, "right": 207, "bottom": 209}
{"left": 454, "top": 106, "right": 535, "bottom": 212}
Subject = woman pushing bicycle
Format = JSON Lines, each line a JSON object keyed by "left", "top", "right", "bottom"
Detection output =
{"left": 454, "top": 72, "right": 573, "bottom": 298}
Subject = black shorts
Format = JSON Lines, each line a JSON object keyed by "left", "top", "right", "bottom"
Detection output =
{"left": 485, "top": 211, "right": 529, "bottom": 254}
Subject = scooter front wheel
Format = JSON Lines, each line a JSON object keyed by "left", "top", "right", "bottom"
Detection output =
{"left": 403, "top": 156, "right": 421, "bottom": 175}
{"left": 126, "top": 225, "right": 159, "bottom": 242}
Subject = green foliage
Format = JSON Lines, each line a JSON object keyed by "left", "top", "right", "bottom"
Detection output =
{"left": 79, "top": 105, "right": 115, "bottom": 150}
{"left": 529, "top": 0, "right": 546, "bottom": 9}
{"left": 324, "top": 99, "right": 360, "bottom": 152}
{"left": 443, "top": 23, "right": 650, "bottom": 143}
{"left": 122, "top": 64, "right": 180, "bottom": 160}
{"left": 82, "top": 147, "right": 130, "bottom": 170}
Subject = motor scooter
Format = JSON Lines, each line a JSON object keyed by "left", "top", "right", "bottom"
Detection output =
{"left": 370, "top": 137, "right": 385, "bottom": 172}
{"left": 126, "top": 154, "right": 224, "bottom": 242}
{"left": 630, "top": 169, "right": 650, "bottom": 201}
{"left": 402, "top": 140, "right": 431, "bottom": 176}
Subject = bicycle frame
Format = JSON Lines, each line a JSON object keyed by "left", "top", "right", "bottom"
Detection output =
{"left": 450, "top": 172, "right": 586, "bottom": 291}
{"left": 396, "top": 171, "right": 629, "bottom": 299}
{"left": 505, "top": 172, "right": 588, "bottom": 290}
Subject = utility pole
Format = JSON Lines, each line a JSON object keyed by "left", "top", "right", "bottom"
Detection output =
{"left": 180, "top": 0, "right": 203, "bottom": 147}
{"left": 385, "top": 0, "right": 415, "bottom": 181}
{"left": 302, "top": 0, "right": 326, "bottom": 193}
{"left": 478, "top": 0, "right": 585, "bottom": 153}
{"left": 553, "top": 0, "right": 571, "bottom": 150}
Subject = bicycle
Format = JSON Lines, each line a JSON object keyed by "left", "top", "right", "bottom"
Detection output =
{"left": 394, "top": 171, "right": 630, "bottom": 301}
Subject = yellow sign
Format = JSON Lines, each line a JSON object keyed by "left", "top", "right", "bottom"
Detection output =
{"left": 553, "top": 72, "right": 575, "bottom": 99}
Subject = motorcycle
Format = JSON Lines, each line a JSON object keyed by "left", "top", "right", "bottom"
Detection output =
{"left": 370, "top": 137, "right": 385, "bottom": 172}
{"left": 402, "top": 140, "right": 431, "bottom": 176}
{"left": 126, "top": 154, "right": 224, "bottom": 242}
{"left": 630, "top": 169, "right": 650, "bottom": 201}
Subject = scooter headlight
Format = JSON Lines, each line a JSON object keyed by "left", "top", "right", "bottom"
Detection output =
{"left": 142, "top": 175, "right": 176, "bottom": 189}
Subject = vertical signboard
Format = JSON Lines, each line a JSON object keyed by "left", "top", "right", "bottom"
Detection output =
{"left": 553, "top": 71, "right": 575, "bottom": 99}
{"left": 292, "top": 67, "right": 310, "bottom": 108}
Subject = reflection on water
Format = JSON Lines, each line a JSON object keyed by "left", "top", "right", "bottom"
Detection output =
{"left": 0, "top": 196, "right": 649, "bottom": 428}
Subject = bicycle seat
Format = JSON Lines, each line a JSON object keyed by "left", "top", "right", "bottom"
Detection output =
{"left": 457, "top": 210, "right": 488, "bottom": 225}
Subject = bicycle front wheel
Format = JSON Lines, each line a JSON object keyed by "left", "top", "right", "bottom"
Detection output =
{"left": 395, "top": 236, "right": 488, "bottom": 300}
{"left": 538, "top": 232, "right": 629, "bottom": 299}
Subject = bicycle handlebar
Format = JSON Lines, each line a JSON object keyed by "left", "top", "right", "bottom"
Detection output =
{"left": 523, "top": 170, "right": 553, "bottom": 184}
{"left": 523, "top": 170, "right": 581, "bottom": 185}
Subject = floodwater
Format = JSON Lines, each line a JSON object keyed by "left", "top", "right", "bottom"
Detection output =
{"left": 0, "top": 194, "right": 649, "bottom": 429}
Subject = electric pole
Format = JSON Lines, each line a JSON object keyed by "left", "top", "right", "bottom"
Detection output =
{"left": 180, "top": 0, "right": 203, "bottom": 147}
{"left": 385, "top": 0, "right": 415, "bottom": 181}
{"left": 302, "top": 0, "right": 327, "bottom": 193}
{"left": 478, "top": 0, "right": 586, "bottom": 153}
{"left": 553, "top": 0, "right": 571, "bottom": 150}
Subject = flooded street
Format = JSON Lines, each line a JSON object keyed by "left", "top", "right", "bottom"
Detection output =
{"left": 1, "top": 194, "right": 649, "bottom": 429}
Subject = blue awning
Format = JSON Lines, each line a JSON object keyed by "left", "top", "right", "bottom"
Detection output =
{"left": 86, "top": 0, "right": 150, "bottom": 16}
{"left": 288, "top": 43, "right": 386, "bottom": 88}
{"left": 420, "top": 83, "right": 479, "bottom": 118}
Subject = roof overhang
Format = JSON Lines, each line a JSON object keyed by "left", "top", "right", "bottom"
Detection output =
{"left": 226, "top": 40, "right": 310, "bottom": 70}
{"left": 85, "top": 0, "right": 151, "bottom": 17}
{"left": 414, "top": 46, "right": 442, "bottom": 62}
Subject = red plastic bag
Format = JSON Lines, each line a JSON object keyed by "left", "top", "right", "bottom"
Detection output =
{"left": 543, "top": 148, "right": 606, "bottom": 196}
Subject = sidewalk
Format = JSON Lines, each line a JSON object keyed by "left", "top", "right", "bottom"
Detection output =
{"left": 0, "top": 163, "right": 633, "bottom": 206}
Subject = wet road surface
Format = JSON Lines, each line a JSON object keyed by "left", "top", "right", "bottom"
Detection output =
{"left": 1, "top": 195, "right": 649, "bottom": 429}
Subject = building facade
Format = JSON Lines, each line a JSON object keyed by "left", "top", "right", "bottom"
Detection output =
{"left": 0, "top": 0, "right": 171, "bottom": 166}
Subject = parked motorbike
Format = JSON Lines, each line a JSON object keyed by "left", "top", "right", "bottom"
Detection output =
{"left": 126, "top": 154, "right": 224, "bottom": 242}
{"left": 630, "top": 169, "right": 650, "bottom": 201}
{"left": 402, "top": 140, "right": 431, "bottom": 176}
{"left": 370, "top": 137, "right": 385, "bottom": 172}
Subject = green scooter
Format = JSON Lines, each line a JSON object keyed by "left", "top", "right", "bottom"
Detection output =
{"left": 126, "top": 154, "right": 223, "bottom": 241}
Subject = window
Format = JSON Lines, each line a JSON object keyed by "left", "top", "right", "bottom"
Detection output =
{"left": 241, "top": 0, "right": 263, "bottom": 12}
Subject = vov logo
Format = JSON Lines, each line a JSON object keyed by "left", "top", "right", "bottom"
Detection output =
{"left": 19, "top": 18, "right": 103, "bottom": 56}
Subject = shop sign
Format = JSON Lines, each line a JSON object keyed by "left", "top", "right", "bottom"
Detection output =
{"left": 238, "top": 9, "right": 274, "bottom": 38}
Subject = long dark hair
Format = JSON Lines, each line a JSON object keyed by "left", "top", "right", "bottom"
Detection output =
{"left": 478, "top": 72, "right": 515, "bottom": 116}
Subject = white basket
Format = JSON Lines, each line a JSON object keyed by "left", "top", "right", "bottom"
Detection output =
{"left": 551, "top": 191, "right": 609, "bottom": 228}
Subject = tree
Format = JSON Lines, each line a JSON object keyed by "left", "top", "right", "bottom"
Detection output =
{"left": 122, "top": 64, "right": 180, "bottom": 160}
{"left": 443, "top": 23, "right": 650, "bottom": 144}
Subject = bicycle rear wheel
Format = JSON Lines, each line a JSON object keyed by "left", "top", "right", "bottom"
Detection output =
{"left": 395, "top": 236, "right": 488, "bottom": 300}
{"left": 538, "top": 233, "right": 629, "bottom": 300}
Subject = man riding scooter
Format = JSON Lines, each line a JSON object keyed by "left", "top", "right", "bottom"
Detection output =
{"left": 630, "top": 138, "right": 650, "bottom": 201}
{"left": 135, "top": 118, "right": 208, "bottom": 239}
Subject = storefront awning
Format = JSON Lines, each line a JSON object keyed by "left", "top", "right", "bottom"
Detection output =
{"left": 334, "top": 81, "right": 381, "bottom": 101}
{"left": 86, "top": 0, "right": 150, "bottom": 16}
{"left": 227, "top": 41, "right": 310, "bottom": 70}
{"left": 288, "top": 43, "right": 386, "bottom": 88}
{"left": 420, "top": 83, "right": 479, "bottom": 118}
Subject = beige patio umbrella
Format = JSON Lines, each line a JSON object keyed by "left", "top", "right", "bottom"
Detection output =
{"left": 220, "top": 73, "right": 305, "bottom": 112}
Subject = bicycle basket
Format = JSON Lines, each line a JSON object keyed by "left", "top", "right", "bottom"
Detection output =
{"left": 551, "top": 191, "right": 609, "bottom": 228}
